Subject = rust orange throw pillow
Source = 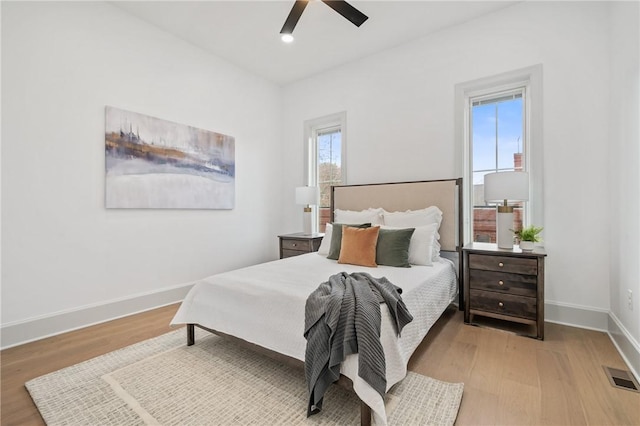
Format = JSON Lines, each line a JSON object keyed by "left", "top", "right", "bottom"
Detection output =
{"left": 338, "top": 226, "right": 380, "bottom": 267}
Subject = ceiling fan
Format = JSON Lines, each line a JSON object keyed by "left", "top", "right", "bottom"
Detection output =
{"left": 280, "top": 0, "right": 368, "bottom": 41}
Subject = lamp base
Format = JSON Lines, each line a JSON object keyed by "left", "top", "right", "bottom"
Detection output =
{"left": 302, "top": 210, "right": 312, "bottom": 235}
{"left": 496, "top": 210, "right": 514, "bottom": 249}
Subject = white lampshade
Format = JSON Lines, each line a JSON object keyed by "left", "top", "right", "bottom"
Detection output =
{"left": 295, "top": 186, "right": 318, "bottom": 206}
{"left": 484, "top": 171, "right": 529, "bottom": 203}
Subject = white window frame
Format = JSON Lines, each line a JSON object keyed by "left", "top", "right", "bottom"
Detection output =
{"left": 304, "top": 112, "right": 347, "bottom": 233}
{"left": 455, "top": 65, "right": 543, "bottom": 244}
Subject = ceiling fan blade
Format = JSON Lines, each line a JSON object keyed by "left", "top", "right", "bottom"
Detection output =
{"left": 280, "top": 0, "right": 309, "bottom": 34}
{"left": 322, "top": 0, "right": 368, "bottom": 27}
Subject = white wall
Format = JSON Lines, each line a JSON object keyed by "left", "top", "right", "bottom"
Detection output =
{"left": 282, "top": 2, "right": 612, "bottom": 315}
{"left": 1, "top": 2, "right": 283, "bottom": 344}
{"left": 608, "top": 1, "right": 640, "bottom": 375}
{"left": 3, "top": 0, "right": 637, "bottom": 360}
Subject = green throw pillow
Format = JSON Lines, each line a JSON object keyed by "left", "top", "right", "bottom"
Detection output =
{"left": 376, "top": 228, "right": 415, "bottom": 267}
{"left": 327, "top": 223, "right": 372, "bottom": 260}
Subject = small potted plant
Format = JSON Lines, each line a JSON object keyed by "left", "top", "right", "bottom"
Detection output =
{"left": 512, "top": 225, "right": 543, "bottom": 251}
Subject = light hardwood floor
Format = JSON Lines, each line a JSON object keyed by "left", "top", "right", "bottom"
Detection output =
{"left": 1, "top": 305, "right": 178, "bottom": 425}
{"left": 2, "top": 304, "right": 639, "bottom": 425}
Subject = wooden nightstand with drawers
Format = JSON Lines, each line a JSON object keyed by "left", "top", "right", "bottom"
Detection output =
{"left": 278, "top": 233, "right": 324, "bottom": 259}
{"left": 463, "top": 242, "right": 547, "bottom": 339}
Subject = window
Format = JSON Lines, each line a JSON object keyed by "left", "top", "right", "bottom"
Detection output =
{"left": 304, "top": 112, "right": 347, "bottom": 232}
{"left": 455, "top": 65, "right": 543, "bottom": 244}
{"left": 471, "top": 89, "right": 526, "bottom": 243}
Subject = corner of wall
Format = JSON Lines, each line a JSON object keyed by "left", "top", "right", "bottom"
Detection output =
{"left": 545, "top": 301, "right": 640, "bottom": 381}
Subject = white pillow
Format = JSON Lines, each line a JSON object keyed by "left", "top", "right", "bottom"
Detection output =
{"left": 383, "top": 206, "right": 442, "bottom": 228}
{"left": 432, "top": 238, "right": 441, "bottom": 261}
{"left": 317, "top": 223, "right": 332, "bottom": 256}
{"left": 382, "top": 223, "right": 439, "bottom": 266}
{"left": 334, "top": 208, "right": 384, "bottom": 225}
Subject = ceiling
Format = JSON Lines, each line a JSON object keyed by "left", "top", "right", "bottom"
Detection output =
{"left": 112, "top": 1, "right": 519, "bottom": 86}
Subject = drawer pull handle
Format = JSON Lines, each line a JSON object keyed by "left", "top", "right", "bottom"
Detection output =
{"left": 498, "top": 302, "right": 504, "bottom": 308}
{"left": 292, "top": 243, "right": 297, "bottom": 247}
{"left": 498, "top": 262, "right": 504, "bottom": 267}
{"left": 498, "top": 280, "right": 504, "bottom": 286}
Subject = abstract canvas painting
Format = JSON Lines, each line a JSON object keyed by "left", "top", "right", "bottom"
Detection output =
{"left": 105, "top": 107, "right": 235, "bottom": 209}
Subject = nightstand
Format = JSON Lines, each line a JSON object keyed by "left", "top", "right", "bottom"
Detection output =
{"left": 278, "top": 233, "right": 324, "bottom": 259}
{"left": 463, "top": 242, "right": 547, "bottom": 339}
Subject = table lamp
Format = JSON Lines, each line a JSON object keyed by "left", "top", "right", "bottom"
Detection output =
{"left": 295, "top": 186, "right": 318, "bottom": 235}
{"left": 484, "top": 171, "right": 529, "bottom": 249}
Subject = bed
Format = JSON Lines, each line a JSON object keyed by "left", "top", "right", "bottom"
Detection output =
{"left": 171, "top": 178, "right": 463, "bottom": 425}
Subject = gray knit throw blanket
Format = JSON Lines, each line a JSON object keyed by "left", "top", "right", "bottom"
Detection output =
{"left": 304, "top": 272, "right": 413, "bottom": 417}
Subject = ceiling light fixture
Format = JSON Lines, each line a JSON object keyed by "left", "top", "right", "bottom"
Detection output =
{"left": 281, "top": 33, "right": 294, "bottom": 43}
{"left": 280, "top": 0, "right": 368, "bottom": 39}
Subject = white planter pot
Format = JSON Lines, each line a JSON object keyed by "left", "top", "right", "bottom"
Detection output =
{"left": 519, "top": 241, "right": 534, "bottom": 251}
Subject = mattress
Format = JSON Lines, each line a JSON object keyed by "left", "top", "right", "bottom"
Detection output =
{"left": 171, "top": 252, "right": 457, "bottom": 424}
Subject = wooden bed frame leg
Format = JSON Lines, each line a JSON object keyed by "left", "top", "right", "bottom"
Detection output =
{"left": 360, "top": 401, "right": 372, "bottom": 426}
{"left": 187, "top": 324, "right": 195, "bottom": 346}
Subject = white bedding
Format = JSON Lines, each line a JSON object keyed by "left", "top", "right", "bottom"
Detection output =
{"left": 171, "top": 253, "right": 457, "bottom": 425}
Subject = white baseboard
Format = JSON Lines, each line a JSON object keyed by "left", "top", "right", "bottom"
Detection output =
{"left": 608, "top": 313, "right": 640, "bottom": 382}
{"left": 0, "top": 283, "right": 194, "bottom": 350}
{"left": 545, "top": 300, "right": 609, "bottom": 331}
{"left": 4, "top": 292, "right": 639, "bottom": 382}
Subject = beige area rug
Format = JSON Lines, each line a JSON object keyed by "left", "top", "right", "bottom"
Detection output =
{"left": 26, "top": 329, "right": 463, "bottom": 425}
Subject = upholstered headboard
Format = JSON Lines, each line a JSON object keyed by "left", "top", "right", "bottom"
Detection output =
{"left": 331, "top": 179, "right": 462, "bottom": 252}
{"left": 330, "top": 178, "right": 463, "bottom": 308}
